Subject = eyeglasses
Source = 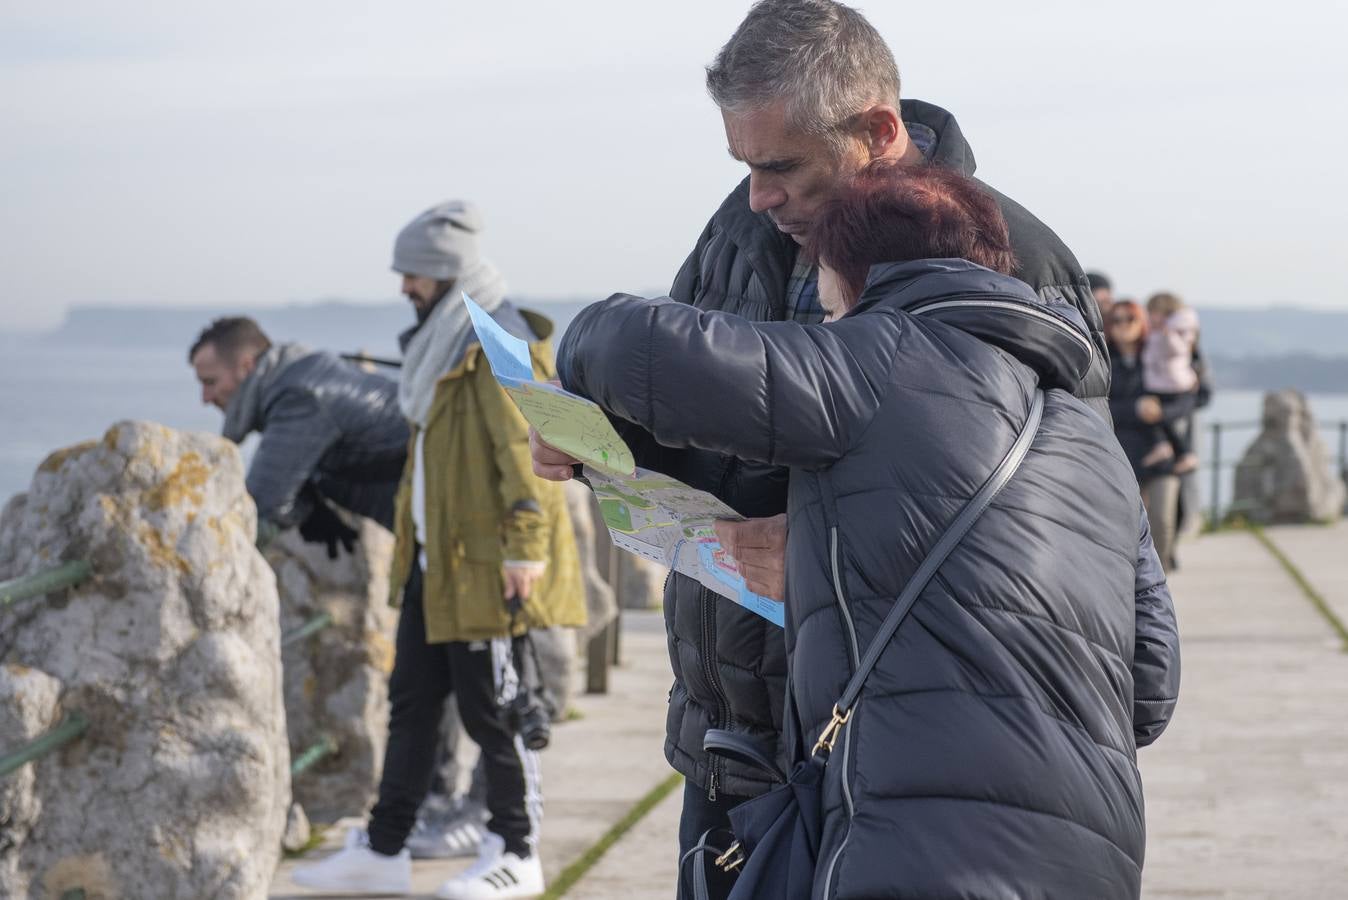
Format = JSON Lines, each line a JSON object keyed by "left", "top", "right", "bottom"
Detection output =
{"left": 1109, "top": 314, "right": 1138, "bottom": 326}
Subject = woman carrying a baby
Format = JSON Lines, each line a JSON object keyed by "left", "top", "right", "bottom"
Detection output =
{"left": 1107, "top": 292, "right": 1203, "bottom": 570}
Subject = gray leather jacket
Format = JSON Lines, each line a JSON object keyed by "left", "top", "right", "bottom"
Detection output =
{"left": 225, "top": 345, "right": 408, "bottom": 530}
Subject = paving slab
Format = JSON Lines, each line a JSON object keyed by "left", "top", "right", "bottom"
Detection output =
{"left": 1258, "top": 520, "right": 1348, "bottom": 636}
{"left": 269, "top": 529, "right": 1348, "bottom": 898}
{"left": 1139, "top": 528, "right": 1348, "bottom": 899}
{"left": 564, "top": 778, "right": 682, "bottom": 900}
{"left": 270, "top": 610, "right": 675, "bottom": 899}
{"left": 564, "top": 529, "right": 1348, "bottom": 899}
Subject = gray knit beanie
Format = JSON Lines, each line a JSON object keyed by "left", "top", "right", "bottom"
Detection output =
{"left": 392, "top": 200, "right": 483, "bottom": 280}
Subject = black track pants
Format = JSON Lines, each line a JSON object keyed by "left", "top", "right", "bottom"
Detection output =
{"left": 367, "top": 562, "right": 541, "bottom": 858}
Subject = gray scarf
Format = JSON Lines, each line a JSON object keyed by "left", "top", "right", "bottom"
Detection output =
{"left": 222, "top": 342, "right": 312, "bottom": 442}
{"left": 398, "top": 259, "right": 508, "bottom": 428}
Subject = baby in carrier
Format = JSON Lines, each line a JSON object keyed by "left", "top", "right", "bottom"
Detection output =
{"left": 1141, "top": 291, "right": 1200, "bottom": 474}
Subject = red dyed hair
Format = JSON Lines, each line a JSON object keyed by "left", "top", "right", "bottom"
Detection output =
{"left": 803, "top": 160, "right": 1016, "bottom": 305}
{"left": 1108, "top": 299, "right": 1148, "bottom": 340}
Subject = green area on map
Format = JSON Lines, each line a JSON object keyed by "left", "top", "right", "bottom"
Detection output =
{"left": 503, "top": 382, "right": 636, "bottom": 476}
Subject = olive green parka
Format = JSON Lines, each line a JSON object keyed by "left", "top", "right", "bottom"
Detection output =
{"left": 389, "top": 310, "right": 585, "bottom": 643}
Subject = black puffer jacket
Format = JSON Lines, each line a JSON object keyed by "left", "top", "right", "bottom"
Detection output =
{"left": 1108, "top": 343, "right": 1199, "bottom": 479}
{"left": 616, "top": 99, "right": 1112, "bottom": 798}
{"left": 561, "top": 260, "right": 1177, "bottom": 898}
{"left": 241, "top": 350, "right": 409, "bottom": 530}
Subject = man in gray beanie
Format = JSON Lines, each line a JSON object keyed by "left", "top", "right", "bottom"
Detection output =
{"left": 294, "top": 201, "right": 585, "bottom": 900}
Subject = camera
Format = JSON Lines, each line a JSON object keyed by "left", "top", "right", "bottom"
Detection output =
{"left": 502, "top": 632, "right": 556, "bottom": 751}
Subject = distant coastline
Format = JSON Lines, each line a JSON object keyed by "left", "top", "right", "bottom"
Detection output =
{"left": 1206, "top": 354, "right": 1348, "bottom": 394}
{"left": 5, "top": 300, "right": 1348, "bottom": 395}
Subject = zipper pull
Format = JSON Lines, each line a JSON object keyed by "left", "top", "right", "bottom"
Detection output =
{"left": 707, "top": 768, "right": 718, "bottom": 802}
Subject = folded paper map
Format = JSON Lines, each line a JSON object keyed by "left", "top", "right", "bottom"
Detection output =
{"left": 463, "top": 292, "right": 784, "bottom": 627}
{"left": 463, "top": 293, "right": 636, "bottom": 477}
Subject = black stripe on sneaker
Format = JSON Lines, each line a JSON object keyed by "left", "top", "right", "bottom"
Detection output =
{"left": 502, "top": 867, "right": 519, "bottom": 885}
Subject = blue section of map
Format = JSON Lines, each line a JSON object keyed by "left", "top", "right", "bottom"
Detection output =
{"left": 695, "top": 542, "right": 785, "bottom": 627}
{"left": 463, "top": 292, "right": 535, "bottom": 384}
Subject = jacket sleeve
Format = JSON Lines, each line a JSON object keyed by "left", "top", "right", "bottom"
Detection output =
{"left": 1110, "top": 388, "right": 1198, "bottom": 429}
{"left": 246, "top": 388, "right": 342, "bottom": 529}
{"left": 469, "top": 361, "right": 550, "bottom": 563}
{"left": 557, "top": 294, "right": 888, "bottom": 469}
{"left": 1131, "top": 501, "right": 1181, "bottom": 747}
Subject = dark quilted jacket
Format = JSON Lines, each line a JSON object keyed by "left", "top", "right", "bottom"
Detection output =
{"left": 245, "top": 350, "right": 409, "bottom": 530}
{"left": 560, "top": 259, "right": 1178, "bottom": 898}
{"left": 617, "top": 99, "right": 1116, "bottom": 798}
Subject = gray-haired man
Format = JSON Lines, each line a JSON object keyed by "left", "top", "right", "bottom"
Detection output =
{"left": 531, "top": 0, "right": 1178, "bottom": 874}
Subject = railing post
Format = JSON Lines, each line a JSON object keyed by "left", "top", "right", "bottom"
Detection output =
{"left": 1338, "top": 421, "right": 1347, "bottom": 482}
{"left": 1209, "top": 421, "right": 1222, "bottom": 528}
{"left": 607, "top": 544, "right": 622, "bottom": 667}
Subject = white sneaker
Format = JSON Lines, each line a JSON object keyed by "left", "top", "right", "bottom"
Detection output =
{"left": 407, "top": 799, "right": 489, "bottom": 859}
{"left": 291, "top": 828, "right": 412, "bottom": 894}
{"left": 435, "top": 832, "right": 544, "bottom": 899}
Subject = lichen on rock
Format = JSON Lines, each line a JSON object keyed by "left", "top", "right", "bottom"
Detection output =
{"left": 0, "top": 420, "right": 288, "bottom": 900}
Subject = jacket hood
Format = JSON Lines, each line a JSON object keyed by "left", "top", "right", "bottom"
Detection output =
{"left": 850, "top": 259, "right": 1093, "bottom": 391}
{"left": 221, "top": 342, "right": 313, "bottom": 443}
{"left": 901, "top": 98, "right": 976, "bottom": 175}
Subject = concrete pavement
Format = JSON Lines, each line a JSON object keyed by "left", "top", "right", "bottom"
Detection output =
{"left": 270, "top": 610, "right": 675, "bottom": 899}
{"left": 568, "top": 526, "right": 1348, "bottom": 899}
{"left": 272, "top": 524, "right": 1348, "bottom": 898}
{"left": 1139, "top": 526, "right": 1348, "bottom": 898}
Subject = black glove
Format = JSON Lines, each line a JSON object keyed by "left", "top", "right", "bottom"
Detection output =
{"left": 298, "top": 497, "right": 359, "bottom": 559}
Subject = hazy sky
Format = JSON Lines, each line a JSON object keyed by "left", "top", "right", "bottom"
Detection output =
{"left": 2, "top": 1, "right": 1345, "bottom": 329}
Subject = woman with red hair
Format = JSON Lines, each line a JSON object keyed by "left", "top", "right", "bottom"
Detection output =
{"left": 550, "top": 161, "right": 1177, "bottom": 898}
{"left": 1106, "top": 297, "right": 1196, "bottom": 569}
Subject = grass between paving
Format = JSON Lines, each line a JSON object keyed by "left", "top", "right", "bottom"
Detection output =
{"left": 1247, "top": 523, "right": 1348, "bottom": 650}
{"left": 543, "top": 772, "right": 683, "bottom": 899}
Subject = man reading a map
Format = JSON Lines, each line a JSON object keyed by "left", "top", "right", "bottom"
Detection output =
{"left": 530, "top": 0, "right": 1177, "bottom": 871}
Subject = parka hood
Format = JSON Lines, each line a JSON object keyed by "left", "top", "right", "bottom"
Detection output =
{"left": 851, "top": 258, "right": 1094, "bottom": 392}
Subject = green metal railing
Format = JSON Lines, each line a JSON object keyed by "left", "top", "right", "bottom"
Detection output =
{"left": 280, "top": 611, "right": 333, "bottom": 648}
{"left": 1205, "top": 419, "right": 1348, "bottom": 526}
{"left": 291, "top": 735, "right": 338, "bottom": 777}
{"left": 0, "top": 711, "right": 89, "bottom": 778}
{"left": 0, "top": 560, "right": 92, "bottom": 608}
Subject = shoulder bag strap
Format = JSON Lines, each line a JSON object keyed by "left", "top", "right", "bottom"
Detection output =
{"left": 830, "top": 389, "right": 1045, "bottom": 724}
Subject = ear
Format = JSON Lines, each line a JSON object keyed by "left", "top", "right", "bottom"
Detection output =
{"left": 238, "top": 349, "right": 261, "bottom": 378}
{"left": 856, "top": 104, "right": 904, "bottom": 160}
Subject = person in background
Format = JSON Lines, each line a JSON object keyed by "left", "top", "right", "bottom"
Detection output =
{"left": 293, "top": 201, "right": 585, "bottom": 899}
{"left": 189, "top": 316, "right": 407, "bottom": 547}
{"left": 1088, "top": 270, "right": 1114, "bottom": 321}
{"left": 1140, "top": 292, "right": 1202, "bottom": 474}
{"left": 1107, "top": 299, "right": 1197, "bottom": 570}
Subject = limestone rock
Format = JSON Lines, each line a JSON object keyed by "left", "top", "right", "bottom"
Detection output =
{"left": 616, "top": 555, "right": 666, "bottom": 611}
{"left": 281, "top": 801, "right": 312, "bottom": 854}
{"left": 0, "top": 421, "right": 288, "bottom": 900}
{"left": 1233, "top": 390, "right": 1346, "bottom": 523}
{"left": 264, "top": 520, "right": 398, "bottom": 823}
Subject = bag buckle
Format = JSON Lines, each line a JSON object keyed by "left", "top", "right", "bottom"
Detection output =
{"left": 812, "top": 704, "right": 852, "bottom": 757}
{"left": 715, "top": 841, "right": 745, "bottom": 872}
